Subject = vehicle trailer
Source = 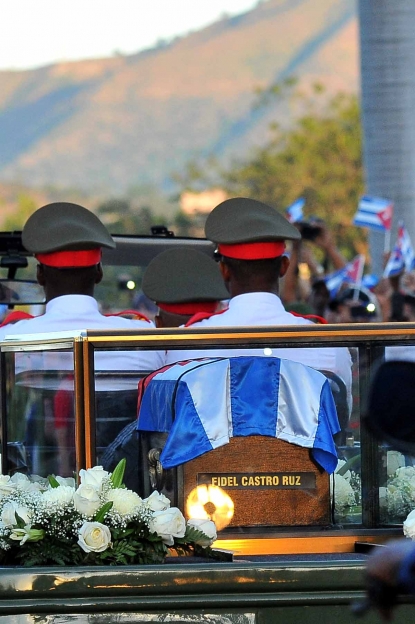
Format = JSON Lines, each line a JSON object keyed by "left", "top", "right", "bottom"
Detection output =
{"left": 0, "top": 324, "right": 413, "bottom": 622}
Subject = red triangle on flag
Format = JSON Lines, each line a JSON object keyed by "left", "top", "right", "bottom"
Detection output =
{"left": 378, "top": 204, "right": 393, "bottom": 230}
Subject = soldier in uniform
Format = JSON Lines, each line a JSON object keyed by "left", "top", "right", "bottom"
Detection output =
{"left": 141, "top": 247, "right": 229, "bottom": 328}
{"left": 0, "top": 202, "right": 163, "bottom": 474}
{"left": 165, "top": 197, "right": 352, "bottom": 409}
{"left": 101, "top": 247, "right": 229, "bottom": 487}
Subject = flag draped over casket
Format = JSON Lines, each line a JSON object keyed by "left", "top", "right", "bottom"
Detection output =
{"left": 137, "top": 357, "right": 340, "bottom": 474}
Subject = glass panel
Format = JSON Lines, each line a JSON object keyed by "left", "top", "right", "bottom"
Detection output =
{"left": 379, "top": 447, "right": 415, "bottom": 524}
{"left": 333, "top": 346, "right": 362, "bottom": 525}
{"left": 93, "top": 349, "right": 154, "bottom": 465}
{"left": 4, "top": 349, "right": 76, "bottom": 477}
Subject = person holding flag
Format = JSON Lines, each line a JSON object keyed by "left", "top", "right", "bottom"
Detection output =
{"left": 380, "top": 221, "right": 415, "bottom": 323}
{"left": 324, "top": 255, "right": 366, "bottom": 299}
{"left": 383, "top": 221, "right": 415, "bottom": 279}
{"left": 285, "top": 197, "right": 305, "bottom": 223}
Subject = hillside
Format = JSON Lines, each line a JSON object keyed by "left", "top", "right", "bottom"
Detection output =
{"left": 0, "top": 0, "right": 359, "bottom": 194}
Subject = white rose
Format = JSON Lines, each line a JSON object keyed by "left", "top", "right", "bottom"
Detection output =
{"left": 143, "top": 491, "right": 170, "bottom": 512}
{"left": 106, "top": 489, "right": 142, "bottom": 516}
{"left": 387, "top": 451, "right": 406, "bottom": 477}
{"left": 73, "top": 484, "right": 101, "bottom": 517}
{"left": 78, "top": 522, "right": 112, "bottom": 553}
{"left": 149, "top": 507, "right": 186, "bottom": 546}
{"left": 79, "top": 467, "right": 109, "bottom": 492}
{"left": 10, "top": 473, "right": 33, "bottom": 491}
{"left": 55, "top": 476, "right": 76, "bottom": 489}
{"left": 43, "top": 485, "right": 75, "bottom": 506}
{"left": 0, "top": 476, "right": 15, "bottom": 496}
{"left": 187, "top": 518, "right": 217, "bottom": 547}
{"left": 404, "top": 510, "right": 415, "bottom": 540}
{"left": 1, "top": 501, "right": 31, "bottom": 527}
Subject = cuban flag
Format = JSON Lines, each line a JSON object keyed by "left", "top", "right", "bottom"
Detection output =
{"left": 384, "top": 221, "right": 415, "bottom": 277}
{"left": 353, "top": 195, "right": 393, "bottom": 232}
{"left": 137, "top": 356, "right": 340, "bottom": 474}
{"left": 383, "top": 244, "right": 404, "bottom": 278}
{"left": 324, "top": 254, "right": 365, "bottom": 298}
{"left": 286, "top": 197, "right": 305, "bottom": 223}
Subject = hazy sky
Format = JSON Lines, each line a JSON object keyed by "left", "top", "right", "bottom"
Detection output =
{"left": 0, "top": 0, "right": 259, "bottom": 70}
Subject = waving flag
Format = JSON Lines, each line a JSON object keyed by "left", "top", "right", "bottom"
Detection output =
{"left": 324, "top": 255, "right": 365, "bottom": 298}
{"left": 383, "top": 244, "right": 404, "bottom": 278}
{"left": 397, "top": 222, "right": 415, "bottom": 271}
{"left": 384, "top": 221, "right": 415, "bottom": 277}
{"left": 286, "top": 197, "right": 305, "bottom": 223}
{"left": 137, "top": 356, "right": 340, "bottom": 474}
{"left": 353, "top": 195, "right": 393, "bottom": 232}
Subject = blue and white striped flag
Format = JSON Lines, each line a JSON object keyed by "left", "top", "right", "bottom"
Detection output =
{"left": 324, "top": 255, "right": 365, "bottom": 298}
{"left": 383, "top": 244, "right": 404, "bottom": 278}
{"left": 353, "top": 195, "right": 393, "bottom": 232}
{"left": 384, "top": 221, "right": 415, "bottom": 277}
{"left": 398, "top": 221, "right": 415, "bottom": 272}
{"left": 286, "top": 197, "right": 305, "bottom": 223}
{"left": 137, "top": 356, "right": 340, "bottom": 473}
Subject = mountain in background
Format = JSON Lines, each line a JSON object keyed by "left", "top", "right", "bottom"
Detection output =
{"left": 0, "top": 0, "right": 358, "bottom": 195}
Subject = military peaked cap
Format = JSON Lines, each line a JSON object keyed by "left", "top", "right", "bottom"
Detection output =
{"left": 205, "top": 197, "right": 300, "bottom": 260}
{"left": 22, "top": 202, "right": 115, "bottom": 267}
{"left": 142, "top": 248, "right": 229, "bottom": 312}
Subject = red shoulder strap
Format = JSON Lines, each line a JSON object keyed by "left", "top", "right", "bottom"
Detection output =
{"left": 104, "top": 309, "right": 151, "bottom": 323}
{"left": 289, "top": 311, "right": 328, "bottom": 325}
{"left": 0, "top": 311, "right": 35, "bottom": 328}
{"left": 185, "top": 307, "right": 228, "bottom": 327}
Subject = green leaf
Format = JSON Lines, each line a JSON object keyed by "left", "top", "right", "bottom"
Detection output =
{"left": 14, "top": 512, "right": 26, "bottom": 529}
{"left": 48, "top": 475, "right": 60, "bottom": 489}
{"left": 110, "top": 458, "right": 126, "bottom": 489}
{"left": 94, "top": 501, "right": 113, "bottom": 523}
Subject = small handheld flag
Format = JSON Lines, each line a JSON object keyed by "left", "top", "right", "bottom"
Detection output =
{"left": 325, "top": 255, "right": 365, "bottom": 298}
{"left": 383, "top": 244, "right": 404, "bottom": 278}
{"left": 353, "top": 195, "right": 393, "bottom": 232}
{"left": 286, "top": 197, "right": 305, "bottom": 223}
{"left": 384, "top": 221, "right": 415, "bottom": 278}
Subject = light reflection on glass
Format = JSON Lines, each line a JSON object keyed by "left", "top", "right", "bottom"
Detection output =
{"left": 186, "top": 485, "right": 234, "bottom": 531}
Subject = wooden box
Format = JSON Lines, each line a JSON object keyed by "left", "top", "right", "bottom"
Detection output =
{"left": 180, "top": 436, "right": 330, "bottom": 528}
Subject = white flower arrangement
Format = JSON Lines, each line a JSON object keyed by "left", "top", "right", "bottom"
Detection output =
{"left": 403, "top": 510, "right": 415, "bottom": 540}
{"left": 331, "top": 459, "right": 361, "bottom": 519}
{"left": 381, "top": 459, "right": 415, "bottom": 523}
{"left": 0, "top": 460, "right": 217, "bottom": 567}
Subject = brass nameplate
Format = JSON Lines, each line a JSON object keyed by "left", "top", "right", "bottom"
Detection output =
{"left": 197, "top": 472, "right": 316, "bottom": 490}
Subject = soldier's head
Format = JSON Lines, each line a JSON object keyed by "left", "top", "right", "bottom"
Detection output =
{"left": 22, "top": 202, "right": 115, "bottom": 302}
{"left": 205, "top": 197, "right": 300, "bottom": 297}
{"left": 142, "top": 248, "right": 229, "bottom": 327}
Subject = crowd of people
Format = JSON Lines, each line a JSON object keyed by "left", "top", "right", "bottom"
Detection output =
{"left": 278, "top": 218, "right": 415, "bottom": 325}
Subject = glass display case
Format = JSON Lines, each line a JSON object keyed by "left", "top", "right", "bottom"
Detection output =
{"left": 1, "top": 323, "right": 414, "bottom": 554}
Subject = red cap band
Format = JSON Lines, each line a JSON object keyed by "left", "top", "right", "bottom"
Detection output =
{"left": 218, "top": 241, "right": 286, "bottom": 260}
{"left": 35, "top": 249, "right": 102, "bottom": 267}
{"left": 158, "top": 301, "right": 218, "bottom": 315}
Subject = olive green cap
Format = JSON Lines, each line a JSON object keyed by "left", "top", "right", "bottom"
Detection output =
{"left": 22, "top": 202, "right": 115, "bottom": 253}
{"left": 142, "top": 248, "right": 229, "bottom": 303}
{"left": 205, "top": 197, "right": 301, "bottom": 244}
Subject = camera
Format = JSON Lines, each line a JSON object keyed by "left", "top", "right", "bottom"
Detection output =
{"left": 298, "top": 218, "right": 323, "bottom": 241}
